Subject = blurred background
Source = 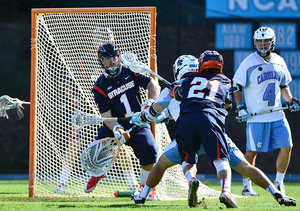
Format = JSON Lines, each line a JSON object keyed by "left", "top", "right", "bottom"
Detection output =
{"left": 0, "top": 0, "right": 299, "bottom": 181}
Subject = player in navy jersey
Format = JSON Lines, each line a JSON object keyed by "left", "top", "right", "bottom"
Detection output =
{"left": 130, "top": 54, "right": 296, "bottom": 207}
{"left": 83, "top": 42, "right": 160, "bottom": 200}
{"left": 170, "top": 51, "right": 236, "bottom": 208}
{"left": 131, "top": 51, "right": 237, "bottom": 207}
{"left": 55, "top": 28, "right": 139, "bottom": 194}
{"left": 233, "top": 27, "right": 300, "bottom": 196}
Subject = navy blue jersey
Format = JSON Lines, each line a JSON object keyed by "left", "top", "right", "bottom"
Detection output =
{"left": 92, "top": 65, "right": 151, "bottom": 129}
{"left": 179, "top": 72, "right": 231, "bottom": 124}
{"left": 175, "top": 72, "right": 231, "bottom": 164}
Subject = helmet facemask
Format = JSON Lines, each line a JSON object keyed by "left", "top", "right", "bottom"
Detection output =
{"left": 97, "top": 43, "right": 121, "bottom": 80}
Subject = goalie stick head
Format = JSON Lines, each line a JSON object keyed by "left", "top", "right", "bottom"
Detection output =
{"left": 253, "top": 27, "right": 276, "bottom": 57}
{"left": 173, "top": 55, "right": 199, "bottom": 81}
{"left": 199, "top": 50, "right": 224, "bottom": 73}
{"left": 97, "top": 43, "right": 121, "bottom": 81}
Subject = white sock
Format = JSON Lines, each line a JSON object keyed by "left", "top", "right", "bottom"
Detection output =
{"left": 266, "top": 184, "right": 279, "bottom": 195}
{"left": 185, "top": 170, "right": 194, "bottom": 183}
{"left": 124, "top": 168, "right": 138, "bottom": 187}
{"left": 275, "top": 172, "right": 285, "bottom": 184}
{"left": 139, "top": 168, "right": 150, "bottom": 186}
{"left": 220, "top": 178, "right": 231, "bottom": 193}
{"left": 243, "top": 178, "right": 252, "bottom": 190}
{"left": 60, "top": 166, "right": 71, "bottom": 185}
{"left": 140, "top": 184, "right": 153, "bottom": 199}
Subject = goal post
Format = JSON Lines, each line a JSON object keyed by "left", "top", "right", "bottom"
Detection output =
{"left": 29, "top": 7, "right": 220, "bottom": 199}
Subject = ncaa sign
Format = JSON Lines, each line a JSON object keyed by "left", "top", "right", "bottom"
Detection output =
{"left": 206, "top": 0, "right": 300, "bottom": 18}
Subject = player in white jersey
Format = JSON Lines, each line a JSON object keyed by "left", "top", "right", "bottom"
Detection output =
{"left": 130, "top": 53, "right": 296, "bottom": 207}
{"left": 233, "top": 27, "right": 300, "bottom": 196}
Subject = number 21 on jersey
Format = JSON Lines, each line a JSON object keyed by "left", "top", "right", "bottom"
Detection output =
{"left": 187, "top": 77, "right": 220, "bottom": 101}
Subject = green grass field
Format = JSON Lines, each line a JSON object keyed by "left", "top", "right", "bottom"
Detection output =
{"left": 0, "top": 180, "right": 298, "bottom": 210}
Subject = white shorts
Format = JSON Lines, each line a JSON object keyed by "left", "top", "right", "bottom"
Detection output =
{"left": 246, "top": 118, "right": 292, "bottom": 152}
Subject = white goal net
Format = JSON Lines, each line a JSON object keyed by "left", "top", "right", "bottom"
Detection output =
{"left": 29, "top": 7, "right": 220, "bottom": 200}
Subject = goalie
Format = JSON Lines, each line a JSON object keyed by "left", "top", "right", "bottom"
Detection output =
{"left": 55, "top": 28, "right": 139, "bottom": 194}
{"left": 82, "top": 42, "right": 160, "bottom": 201}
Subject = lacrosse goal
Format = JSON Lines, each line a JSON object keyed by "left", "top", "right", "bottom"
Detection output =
{"left": 30, "top": 7, "right": 220, "bottom": 199}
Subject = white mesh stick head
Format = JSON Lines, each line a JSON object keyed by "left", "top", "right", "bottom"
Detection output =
{"left": 71, "top": 110, "right": 104, "bottom": 130}
{"left": 120, "top": 52, "right": 170, "bottom": 85}
{"left": 80, "top": 137, "right": 121, "bottom": 177}
{"left": 0, "top": 95, "right": 27, "bottom": 119}
{"left": 120, "top": 52, "right": 148, "bottom": 72}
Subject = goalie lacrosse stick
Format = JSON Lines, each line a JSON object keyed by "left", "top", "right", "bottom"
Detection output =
{"left": 80, "top": 125, "right": 137, "bottom": 177}
{"left": 236, "top": 106, "right": 289, "bottom": 120}
{"left": 0, "top": 95, "right": 30, "bottom": 119}
{"left": 120, "top": 52, "right": 171, "bottom": 85}
{"left": 71, "top": 110, "right": 131, "bottom": 130}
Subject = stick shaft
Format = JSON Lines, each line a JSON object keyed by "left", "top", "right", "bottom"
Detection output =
{"left": 101, "top": 117, "right": 132, "bottom": 122}
{"left": 143, "top": 67, "right": 170, "bottom": 85}
{"left": 249, "top": 107, "right": 288, "bottom": 116}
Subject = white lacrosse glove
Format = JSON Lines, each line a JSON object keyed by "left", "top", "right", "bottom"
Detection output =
{"left": 113, "top": 125, "right": 130, "bottom": 145}
{"left": 155, "top": 108, "right": 170, "bottom": 124}
{"left": 235, "top": 104, "right": 249, "bottom": 123}
{"left": 141, "top": 99, "right": 155, "bottom": 111}
{"left": 130, "top": 112, "right": 148, "bottom": 126}
{"left": 287, "top": 98, "right": 300, "bottom": 112}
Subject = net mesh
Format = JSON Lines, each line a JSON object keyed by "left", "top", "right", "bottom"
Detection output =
{"left": 31, "top": 8, "right": 220, "bottom": 199}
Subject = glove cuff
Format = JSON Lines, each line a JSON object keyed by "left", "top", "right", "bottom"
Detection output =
{"left": 142, "top": 105, "right": 161, "bottom": 122}
{"left": 236, "top": 104, "right": 246, "bottom": 110}
{"left": 287, "top": 97, "right": 298, "bottom": 106}
{"left": 141, "top": 99, "right": 155, "bottom": 110}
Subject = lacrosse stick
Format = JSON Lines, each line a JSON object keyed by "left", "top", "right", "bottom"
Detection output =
{"left": 71, "top": 110, "right": 131, "bottom": 130}
{"left": 120, "top": 52, "right": 171, "bottom": 85}
{"left": 80, "top": 125, "right": 137, "bottom": 177}
{"left": 249, "top": 107, "right": 289, "bottom": 116}
{"left": 236, "top": 106, "right": 289, "bottom": 120}
{"left": 0, "top": 95, "right": 30, "bottom": 119}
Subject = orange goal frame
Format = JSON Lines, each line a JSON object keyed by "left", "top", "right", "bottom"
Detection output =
{"left": 29, "top": 7, "right": 157, "bottom": 198}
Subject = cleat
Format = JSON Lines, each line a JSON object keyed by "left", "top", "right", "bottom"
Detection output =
{"left": 84, "top": 174, "right": 106, "bottom": 193}
{"left": 139, "top": 185, "right": 157, "bottom": 201}
{"left": 274, "top": 181, "right": 285, "bottom": 196}
{"left": 242, "top": 188, "right": 259, "bottom": 196}
{"left": 131, "top": 191, "right": 146, "bottom": 204}
{"left": 219, "top": 192, "right": 239, "bottom": 208}
{"left": 147, "top": 188, "right": 157, "bottom": 201}
{"left": 188, "top": 178, "right": 199, "bottom": 207}
{"left": 273, "top": 192, "right": 297, "bottom": 206}
{"left": 54, "top": 183, "right": 67, "bottom": 194}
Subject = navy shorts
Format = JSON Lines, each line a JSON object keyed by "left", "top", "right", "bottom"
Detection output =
{"left": 96, "top": 125, "right": 158, "bottom": 166}
{"left": 175, "top": 111, "right": 229, "bottom": 164}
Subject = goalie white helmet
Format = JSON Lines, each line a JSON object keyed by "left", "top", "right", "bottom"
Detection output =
{"left": 173, "top": 55, "right": 199, "bottom": 81}
{"left": 253, "top": 27, "right": 276, "bottom": 57}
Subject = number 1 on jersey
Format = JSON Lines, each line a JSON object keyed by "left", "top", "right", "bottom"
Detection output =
{"left": 120, "top": 94, "right": 135, "bottom": 117}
